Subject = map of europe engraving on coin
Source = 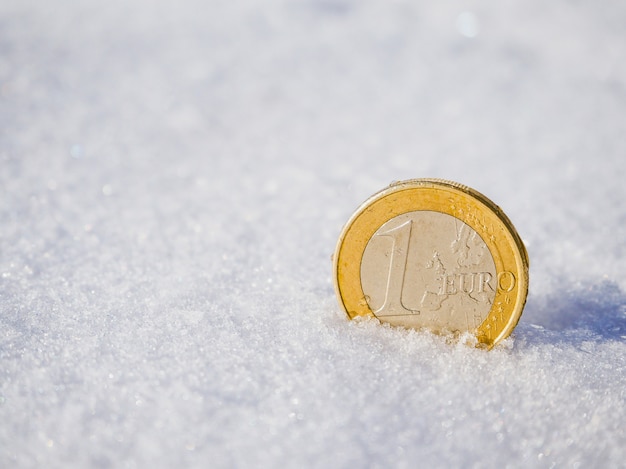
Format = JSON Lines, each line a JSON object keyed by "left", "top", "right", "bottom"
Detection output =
{"left": 333, "top": 179, "right": 529, "bottom": 349}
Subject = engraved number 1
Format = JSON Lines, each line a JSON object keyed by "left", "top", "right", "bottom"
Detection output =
{"left": 373, "top": 220, "right": 417, "bottom": 316}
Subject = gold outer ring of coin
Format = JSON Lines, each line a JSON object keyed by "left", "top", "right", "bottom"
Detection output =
{"left": 332, "top": 179, "right": 529, "bottom": 349}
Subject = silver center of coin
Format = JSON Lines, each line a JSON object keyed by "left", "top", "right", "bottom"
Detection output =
{"left": 360, "top": 211, "right": 497, "bottom": 332}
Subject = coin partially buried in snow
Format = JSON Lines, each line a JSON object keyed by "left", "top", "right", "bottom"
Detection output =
{"left": 332, "top": 179, "right": 529, "bottom": 349}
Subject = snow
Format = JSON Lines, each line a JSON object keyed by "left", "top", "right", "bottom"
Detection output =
{"left": 1, "top": 0, "right": 625, "bottom": 467}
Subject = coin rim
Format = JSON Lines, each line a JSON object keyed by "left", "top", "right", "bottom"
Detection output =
{"left": 332, "top": 178, "right": 529, "bottom": 349}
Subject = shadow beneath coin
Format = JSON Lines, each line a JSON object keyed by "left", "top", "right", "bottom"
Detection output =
{"left": 519, "top": 280, "right": 626, "bottom": 346}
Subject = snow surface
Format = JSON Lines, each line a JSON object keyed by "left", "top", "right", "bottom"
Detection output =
{"left": 1, "top": 0, "right": 625, "bottom": 467}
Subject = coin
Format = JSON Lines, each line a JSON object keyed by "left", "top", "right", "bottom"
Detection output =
{"left": 332, "top": 179, "right": 529, "bottom": 349}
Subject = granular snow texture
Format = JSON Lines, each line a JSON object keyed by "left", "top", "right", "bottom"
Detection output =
{"left": 1, "top": 0, "right": 625, "bottom": 468}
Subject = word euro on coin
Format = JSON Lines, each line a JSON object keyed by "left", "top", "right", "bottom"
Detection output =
{"left": 332, "top": 179, "right": 529, "bottom": 349}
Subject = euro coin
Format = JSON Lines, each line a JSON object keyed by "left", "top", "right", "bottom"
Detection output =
{"left": 332, "top": 179, "right": 529, "bottom": 349}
